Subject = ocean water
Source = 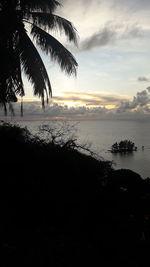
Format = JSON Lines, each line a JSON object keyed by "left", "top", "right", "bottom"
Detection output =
{"left": 74, "top": 120, "right": 150, "bottom": 179}
{"left": 16, "top": 119, "right": 150, "bottom": 179}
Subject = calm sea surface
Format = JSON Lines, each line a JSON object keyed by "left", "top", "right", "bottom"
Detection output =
{"left": 16, "top": 119, "right": 150, "bottom": 179}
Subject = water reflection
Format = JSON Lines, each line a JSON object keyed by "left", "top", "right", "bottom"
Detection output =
{"left": 112, "top": 151, "right": 135, "bottom": 159}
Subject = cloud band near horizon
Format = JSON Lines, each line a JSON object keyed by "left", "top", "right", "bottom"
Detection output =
{"left": 1, "top": 88, "right": 150, "bottom": 120}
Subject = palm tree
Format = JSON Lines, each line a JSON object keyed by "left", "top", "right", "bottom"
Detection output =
{"left": 0, "top": 0, "right": 78, "bottom": 114}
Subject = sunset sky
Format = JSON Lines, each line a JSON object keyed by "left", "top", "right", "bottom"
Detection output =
{"left": 4, "top": 0, "right": 150, "bottom": 119}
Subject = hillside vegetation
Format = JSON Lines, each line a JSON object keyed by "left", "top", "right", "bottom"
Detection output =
{"left": 0, "top": 121, "right": 150, "bottom": 266}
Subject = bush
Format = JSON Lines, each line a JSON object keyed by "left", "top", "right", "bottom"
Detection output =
{"left": 0, "top": 121, "right": 149, "bottom": 266}
{"left": 111, "top": 140, "right": 137, "bottom": 153}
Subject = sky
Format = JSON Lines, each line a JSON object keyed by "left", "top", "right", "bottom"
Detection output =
{"left": 3, "top": 0, "right": 150, "bottom": 120}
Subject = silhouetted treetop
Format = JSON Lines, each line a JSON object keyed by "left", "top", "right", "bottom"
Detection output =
{"left": 0, "top": 0, "right": 78, "bottom": 114}
{"left": 111, "top": 140, "right": 137, "bottom": 153}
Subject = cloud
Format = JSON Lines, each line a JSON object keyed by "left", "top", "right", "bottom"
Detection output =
{"left": 6, "top": 101, "right": 108, "bottom": 120}
{"left": 62, "top": 0, "right": 150, "bottom": 15}
{"left": 53, "top": 92, "right": 128, "bottom": 106}
{"left": 58, "top": 0, "right": 149, "bottom": 56}
{"left": 138, "top": 76, "right": 150, "bottom": 82}
{"left": 80, "top": 23, "right": 142, "bottom": 51}
{"left": 112, "top": 0, "right": 150, "bottom": 11}
{"left": 135, "top": 90, "right": 150, "bottom": 106}
{"left": 0, "top": 92, "right": 126, "bottom": 120}
{"left": 117, "top": 87, "right": 150, "bottom": 112}
{"left": 0, "top": 88, "right": 150, "bottom": 120}
{"left": 81, "top": 25, "right": 116, "bottom": 50}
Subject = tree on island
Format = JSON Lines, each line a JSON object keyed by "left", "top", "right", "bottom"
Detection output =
{"left": 0, "top": 0, "right": 78, "bottom": 114}
{"left": 111, "top": 140, "right": 137, "bottom": 153}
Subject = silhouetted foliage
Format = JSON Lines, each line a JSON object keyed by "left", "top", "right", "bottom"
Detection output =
{"left": 111, "top": 140, "right": 137, "bottom": 153}
{"left": 38, "top": 121, "right": 101, "bottom": 157}
{"left": 0, "top": 0, "right": 78, "bottom": 114}
{"left": 0, "top": 122, "right": 150, "bottom": 266}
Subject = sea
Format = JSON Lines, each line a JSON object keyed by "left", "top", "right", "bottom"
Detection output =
{"left": 9, "top": 119, "right": 150, "bottom": 179}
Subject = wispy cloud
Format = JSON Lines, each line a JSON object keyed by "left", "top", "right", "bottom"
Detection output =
{"left": 53, "top": 91, "right": 128, "bottom": 107}
{"left": 80, "top": 23, "right": 142, "bottom": 51}
{"left": 138, "top": 76, "right": 150, "bottom": 82}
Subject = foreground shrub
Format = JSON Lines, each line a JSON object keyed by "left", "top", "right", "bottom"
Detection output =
{"left": 0, "top": 121, "right": 150, "bottom": 266}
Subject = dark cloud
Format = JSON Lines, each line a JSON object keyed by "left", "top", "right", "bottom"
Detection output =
{"left": 117, "top": 87, "right": 150, "bottom": 112}
{"left": 135, "top": 90, "right": 150, "bottom": 106}
{"left": 81, "top": 25, "right": 116, "bottom": 50}
{"left": 138, "top": 76, "right": 150, "bottom": 82}
{"left": 80, "top": 23, "right": 142, "bottom": 51}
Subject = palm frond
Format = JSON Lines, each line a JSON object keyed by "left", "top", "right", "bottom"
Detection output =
{"left": 18, "top": 28, "right": 52, "bottom": 106}
{"left": 25, "top": 13, "right": 78, "bottom": 45}
{"left": 20, "top": 0, "right": 61, "bottom": 12}
{"left": 0, "top": 76, "right": 18, "bottom": 115}
{"left": 14, "top": 51, "right": 24, "bottom": 97}
{"left": 0, "top": 30, "right": 24, "bottom": 111}
{"left": 0, "top": 0, "right": 78, "bottom": 114}
{"left": 31, "top": 25, "right": 78, "bottom": 76}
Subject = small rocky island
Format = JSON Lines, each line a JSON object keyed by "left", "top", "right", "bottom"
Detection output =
{"left": 110, "top": 140, "right": 137, "bottom": 153}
